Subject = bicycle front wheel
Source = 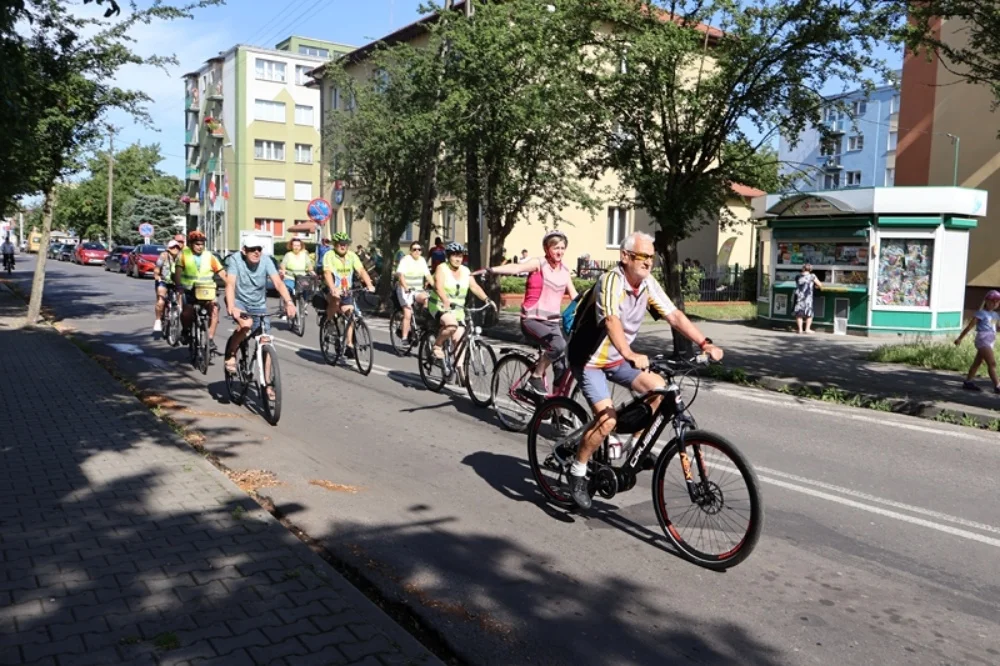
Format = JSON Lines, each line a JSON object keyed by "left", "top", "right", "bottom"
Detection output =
{"left": 293, "top": 295, "right": 306, "bottom": 337}
{"left": 526, "top": 397, "right": 591, "bottom": 508}
{"left": 197, "top": 322, "right": 210, "bottom": 375}
{"left": 464, "top": 339, "right": 496, "bottom": 407}
{"left": 320, "top": 316, "right": 343, "bottom": 365}
{"left": 417, "top": 333, "right": 447, "bottom": 392}
{"left": 259, "top": 344, "right": 282, "bottom": 425}
{"left": 225, "top": 342, "right": 250, "bottom": 405}
{"left": 353, "top": 319, "right": 374, "bottom": 376}
{"left": 389, "top": 308, "right": 414, "bottom": 356}
{"left": 491, "top": 353, "right": 538, "bottom": 432}
{"left": 165, "top": 306, "right": 180, "bottom": 347}
{"left": 652, "top": 430, "right": 763, "bottom": 570}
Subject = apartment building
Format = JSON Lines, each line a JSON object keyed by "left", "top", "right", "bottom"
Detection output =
{"left": 779, "top": 80, "right": 901, "bottom": 193}
{"left": 182, "top": 36, "right": 353, "bottom": 252}
{"left": 896, "top": 17, "right": 1000, "bottom": 304}
{"left": 308, "top": 9, "right": 759, "bottom": 270}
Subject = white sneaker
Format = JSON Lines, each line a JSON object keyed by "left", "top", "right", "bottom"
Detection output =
{"left": 153, "top": 319, "right": 162, "bottom": 333}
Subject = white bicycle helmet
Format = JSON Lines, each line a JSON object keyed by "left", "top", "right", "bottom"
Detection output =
{"left": 542, "top": 230, "right": 568, "bottom": 248}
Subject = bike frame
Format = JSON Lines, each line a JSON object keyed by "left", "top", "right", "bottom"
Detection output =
{"left": 497, "top": 347, "right": 575, "bottom": 399}
{"left": 438, "top": 303, "right": 491, "bottom": 376}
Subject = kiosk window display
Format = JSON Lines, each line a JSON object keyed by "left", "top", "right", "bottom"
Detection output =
{"left": 751, "top": 188, "right": 987, "bottom": 336}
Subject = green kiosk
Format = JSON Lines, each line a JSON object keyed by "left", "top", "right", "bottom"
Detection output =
{"left": 752, "top": 186, "right": 989, "bottom": 336}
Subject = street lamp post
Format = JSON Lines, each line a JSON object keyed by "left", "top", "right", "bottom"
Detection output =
{"left": 946, "top": 133, "right": 960, "bottom": 186}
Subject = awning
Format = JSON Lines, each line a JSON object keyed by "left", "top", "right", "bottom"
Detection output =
{"left": 287, "top": 221, "right": 319, "bottom": 234}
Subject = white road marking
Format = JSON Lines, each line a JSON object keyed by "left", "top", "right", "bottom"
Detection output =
{"left": 709, "top": 385, "right": 993, "bottom": 442}
{"left": 109, "top": 342, "right": 145, "bottom": 355}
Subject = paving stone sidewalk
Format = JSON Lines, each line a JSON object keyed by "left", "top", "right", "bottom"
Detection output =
{"left": 485, "top": 311, "right": 1000, "bottom": 422}
{"left": 0, "top": 287, "right": 442, "bottom": 666}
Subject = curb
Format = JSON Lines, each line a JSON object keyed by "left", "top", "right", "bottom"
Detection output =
{"left": 480, "top": 322, "right": 1000, "bottom": 432}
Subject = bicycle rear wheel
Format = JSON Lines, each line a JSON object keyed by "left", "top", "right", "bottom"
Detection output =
{"left": 259, "top": 344, "right": 282, "bottom": 425}
{"left": 652, "top": 430, "right": 763, "bottom": 570}
{"left": 526, "top": 397, "right": 591, "bottom": 508}
{"left": 165, "top": 305, "right": 180, "bottom": 347}
{"left": 389, "top": 308, "right": 415, "bottom": 356}
{"left": 491, "top": 353, "right": 538, "bottom": 432}
{"left": 293, "top": 295, "right": 306, "bottom": 337}
{"left": 353, "top": 319, "right": 374, "bottom": 376}
{"left": 225, "top": 342, "right": 251, "bottom": 405}
{"left": 464, "top": 339, "right": 496, "bottom": 407}
{"left": 320, "top": 315, "right": 343, "bottom": 365}
{"left": 417, "top": 333, "right": 447, "bottom": 392}
{"left": 197, "top": 319, "right": 210, "bottom": 375}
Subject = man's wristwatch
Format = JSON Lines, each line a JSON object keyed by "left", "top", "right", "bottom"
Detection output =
{"left": 697, "top": 337, "right": 713, "bottom": 350}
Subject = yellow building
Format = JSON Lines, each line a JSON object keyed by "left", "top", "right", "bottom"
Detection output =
{"left": 897, "top": 17, "right": 1000, "bottom": 305}
{"left": 183, "top": 36, "right": 354, "bottom": 252}
{"left": 310, "top": 11, "right": 758, "bottom": 272}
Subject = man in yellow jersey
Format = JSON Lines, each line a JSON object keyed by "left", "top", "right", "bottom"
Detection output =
{"left": 322, "top": 232, "right": 374, "bottom": 358}
{"left": 174, "top": 230, "right": 226, "bottom": 352}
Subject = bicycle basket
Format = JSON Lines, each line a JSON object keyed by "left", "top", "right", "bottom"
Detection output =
{"left": 615, "top": 399, "right": 653, "bottom": 435}
{"left": 295, "top": 275, "right": 316, "bottom": 291}
{"left": 193, "top": 281, "right": 217, "bottom": 301}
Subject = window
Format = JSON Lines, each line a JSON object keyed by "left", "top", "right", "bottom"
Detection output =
{"left": 330, "top": 87, "right": 340, "bottom": 110}
{"left": 820, "top": 138, "right": 840, "bottom": 156}
{"left": 442, "top": 207, "right": 456, "bottom": 240}
{"left": 848, "top": 134, "right": 864, "bottom": 151}
{"left": 255, "top": 58, "right": 286, "bottom": 82}
{"left": 294, "top": 181, "right": 313, "bottom": 201}
{"left": 890, "top": 95, "right": 900, "bottom": 113}
{"left": 344, "top": 208, "right": 353, "bottom": 238}
{"left": 845, "top": 171, "right": 863, "bottom": 187}
{"left": 294, "top": 143, "right": 313, "bottom": 164}
{"left": 294, "top": 105, "right": 314, "bottom": 125}
{"left": 253, "top": 178, "right": 285, "bottom": 199}
{"left": 823, "top": 173, "right": 840, "bottom": 189}
{"left": 400, "top": 223, "right": 413, "bottom": 242}
{"left": 254, "top": 218, "right": 285, "bottom": 237}
{"left": 253, "top": 140, "right": 285, "bottom": 161}
{"left": 851, "top": 100, "right": 867, "bottom": 116}
{"left": 887, "top": 130, "right": 898, "bottom": 151}
{"left": 295, "top": 65, "right": 311, "bottom": 85}
{"left": 876, "top": 239, "right": 933, "bottom": 306}
{"left": 885, "top": 168, "right": 895, "bottom": 186}
{"left": 298, "top": 45, "right": 329, "bottom": 58}
{"left": 254, "top": 99, "right": 286, "bottom": 123}
{"left": 606, "top": 207, "right": 628, "bottom": 247}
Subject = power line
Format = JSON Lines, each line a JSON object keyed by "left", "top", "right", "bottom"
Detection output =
{"left": 257, "top": 0, "right": 331, "bottom": 54}
{"left": 243, "top": 0, "right": 313, "bottom": 48}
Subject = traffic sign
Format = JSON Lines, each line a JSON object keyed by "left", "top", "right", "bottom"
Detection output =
{"left": 333, "top": 181, "right": 345, "bottom": 206}
{"left": 307, "top": 198, "right": 332, "bottom": 224}
{"left": 138, "top": 223, "right": 154, "bottom": 238}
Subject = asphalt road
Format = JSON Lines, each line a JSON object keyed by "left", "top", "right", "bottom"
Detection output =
{"left": 10, "top": 254, "right": 1000, "bottom": 666}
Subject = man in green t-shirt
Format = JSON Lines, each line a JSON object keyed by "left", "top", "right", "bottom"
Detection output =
{"left": 323, "top": 232, "right": 375, "bottom": 358}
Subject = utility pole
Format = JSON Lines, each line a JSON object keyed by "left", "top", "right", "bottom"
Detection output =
{"left": 106, "top": 129, "right": 115, "bottom": 248}
{"left": 463, "top": 0, "right": 482, "bottom": 269}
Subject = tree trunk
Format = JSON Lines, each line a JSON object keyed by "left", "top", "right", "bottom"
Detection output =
{"left": 654, "top": 234, "right": 692, "bottom": 359}
{"left": 376, "top": 234, "right": 396, "bottom": 314}
{"left": 26, "top": 183, "right": 56, "bottom": 325}
{"left": 417, "top": 163, "right": 437, "bottom": 250}
{"left": 465, "top": 145, "right": 482, "bottom": 270}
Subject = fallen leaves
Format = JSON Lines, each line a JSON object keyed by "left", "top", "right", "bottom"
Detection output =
{"left": 308, "top": 479, "right": 362, "bottom": 494}
{"left": 227, "top": 469, "right": 282, "bottom": 493}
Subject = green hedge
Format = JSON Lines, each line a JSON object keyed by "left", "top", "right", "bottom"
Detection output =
{"left": 499, "top": 276, "right": 595, "bottom": 294}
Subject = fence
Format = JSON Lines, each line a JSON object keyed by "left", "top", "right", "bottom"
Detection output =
{"left": 575, "top": 257, "right": 751, "bottom": 302}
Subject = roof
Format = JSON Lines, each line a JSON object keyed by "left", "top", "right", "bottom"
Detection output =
{"left": 731, "top": 183, "right": 765, "bottom": 199}
{"left": 308, "top": 1, "right": 723, "bottom": 79}
{"left": 752, "top": 186, "right": 989, "bottom": 220}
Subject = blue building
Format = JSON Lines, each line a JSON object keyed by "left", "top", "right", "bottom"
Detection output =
{"left": 779, "top": 81, "right": 901, "bottom": 192}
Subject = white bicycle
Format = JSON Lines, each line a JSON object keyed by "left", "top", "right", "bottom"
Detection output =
{"left": 225, "top": 310, "right": 282, "bottom": 425}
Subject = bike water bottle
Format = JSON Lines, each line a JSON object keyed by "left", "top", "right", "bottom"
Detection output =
{"left": 607, "top": 433, "right": 624, "bottom": 460}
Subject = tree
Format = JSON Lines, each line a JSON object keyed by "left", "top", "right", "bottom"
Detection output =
{"left": 13, "top": 0, "right": 219, "bottom": 324}
{"left": 325, "top": 40, "right": 453, "bottom": 305}
{"left": 902, "top": 1, "right": 1000, "bottom": 108}
{"left": 117, "top": 193, "right": 183, "bottom": 244}
{"left": 586, "top": 0, "right": 902, "bottom": 319}
{"left": 52, "top": 142, "right": 182, "bottom": 241}
{"left": 438, "top": 0, "right": 605, "bottom": 276}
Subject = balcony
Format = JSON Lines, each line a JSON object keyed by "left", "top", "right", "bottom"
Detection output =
{"left": 185, "top": 165, "right": 201, "bottom": 180}
{"left": 184, "top": 128, "right": 198, "bottom": 146}
{"left": 207, "top": 81, "right": 223, "bottom": 101}
{"left": 822, "top": 157, "right": 843, "bottom": 171}
{"left": 824, "top": 119, "right": 846, "bottom": 135}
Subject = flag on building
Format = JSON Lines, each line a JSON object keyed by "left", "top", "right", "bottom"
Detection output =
{"left": 208, "top": 177, "right": 217, "bottom": 204}
{"left": 222, "top": 171, "right": 230, "bottom": 200}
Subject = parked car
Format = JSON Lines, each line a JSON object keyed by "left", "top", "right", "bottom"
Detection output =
{"left": 126, "top": 244, "right": 166, "bottom": 278}
{"left": 73, "top": 242, "right": 109, "bottom": 266}
{"left": 104, "top": 246, "right": 133, "bottom": 272}
{"left": 48, "top": 243, "right": 65, "bottom": 259}
{"left": 58, "top": 244, "right": 75, "bottom": 262}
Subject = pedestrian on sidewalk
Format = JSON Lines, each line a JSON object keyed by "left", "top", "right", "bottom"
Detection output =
{"left": 794, "top": 264, "right": 823, "bottom": 334}
{"left": 954, "top": 289, "right": 1000, "bottom": 393}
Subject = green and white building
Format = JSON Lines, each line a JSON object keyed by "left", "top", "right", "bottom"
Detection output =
{"left": 183, "top": 36, "right": 353, "bottom": 252}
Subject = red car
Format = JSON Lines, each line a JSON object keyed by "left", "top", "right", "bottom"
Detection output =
{"left": 73, "top": 242, "right": 109, "bottom": 266}
{"left": 127, "top": 243, "right": 167, "bottom": 278}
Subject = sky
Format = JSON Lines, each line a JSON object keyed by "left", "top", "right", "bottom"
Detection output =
{"left": 92, "top": 0, "right": 902, "bottom": 180}
{"left": 108, "top": 0, "right": 431, "bottom": 178}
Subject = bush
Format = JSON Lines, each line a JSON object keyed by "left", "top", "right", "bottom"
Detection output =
{"left": 741, "top": 267, "right": 757, "bottom": 301}
{"left": 500, "top": 276, "right": 526, "bottom": 293}
{"left": 682, "top": 266, "right": 701, "bottom": 303}
{"left": 573, "top": 277, "right": 595, "bottom": 293}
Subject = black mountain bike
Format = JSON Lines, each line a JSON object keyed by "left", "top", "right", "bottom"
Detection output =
{"left": 526, "top": 355, "right": 763, "bottom": 570}
{"left": 2, "top": 254, "right": 13, "bottom": 274}
{"left": 187, "top": 281, "right": 217, "bottom": 375}
{"left": 417, "top": 303, "right": 497, "bottom": 407}
{"left": 318, "top": 286, "right": 374, "bottom": 375}
{"left": 226, "top": 310, "right": 282, "bottom": 426}
{"left": 288, "top": 274, "right": 317, "bottom": 338}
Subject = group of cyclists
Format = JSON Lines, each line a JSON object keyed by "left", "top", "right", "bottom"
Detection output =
{"left": 149, "top": 226, "right": 724, "bottom": 511}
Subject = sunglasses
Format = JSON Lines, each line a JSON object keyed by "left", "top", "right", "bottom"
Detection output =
{"left": 626, "top": 250, "right": 655, "bottom": 263}
{"left": 245, "top": 246, "right": 263, "bottom": 253}
{"left": 191, "top": 241, "right": 205, "bottom": 246}
{"left": 411, "top": 247, "right": 423, "bottom": 252}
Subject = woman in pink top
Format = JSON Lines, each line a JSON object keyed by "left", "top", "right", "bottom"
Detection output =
{"left": 482, "top": 231, "right": 577, "bottom": 394}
